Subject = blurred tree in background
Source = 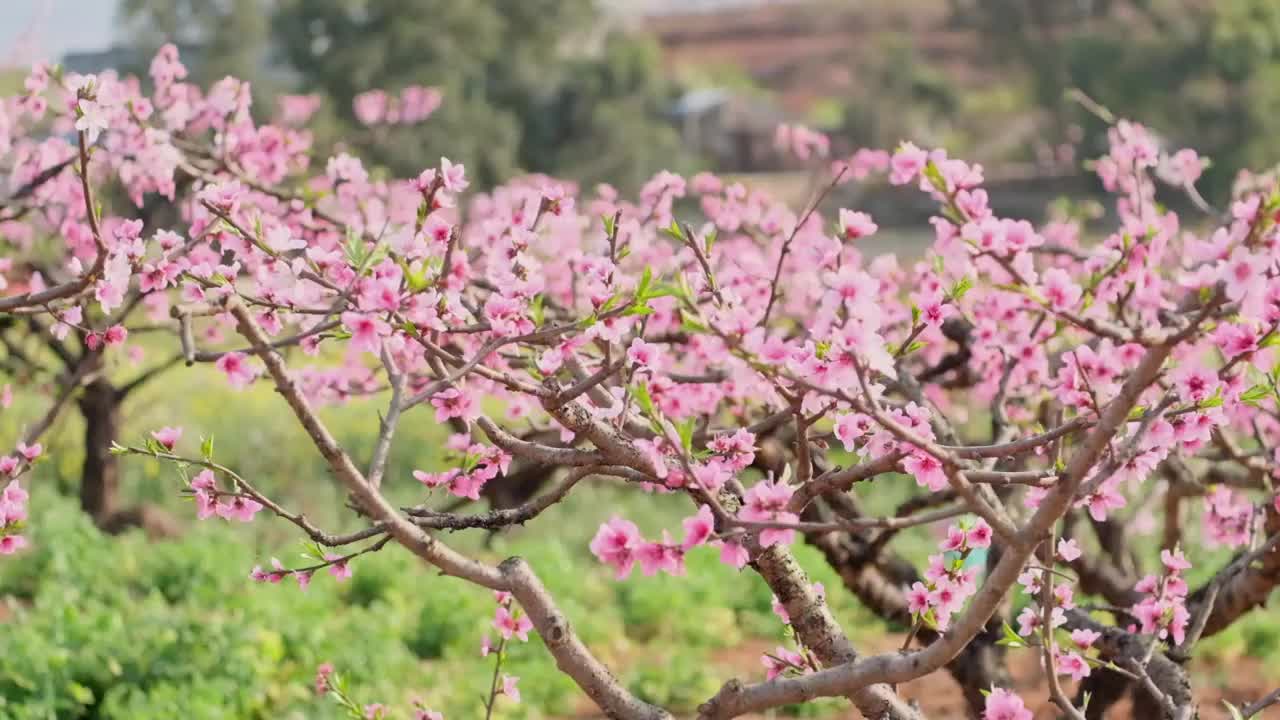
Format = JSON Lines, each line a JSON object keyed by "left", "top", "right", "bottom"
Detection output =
{"left": 956, "top": 0, "right": 1280, "bottom": 199}
{"left": 119, "top": 0, "right": 687, "bottom": 191}
{"left": 118, "top": 0, "right": 274, "bottom": 88}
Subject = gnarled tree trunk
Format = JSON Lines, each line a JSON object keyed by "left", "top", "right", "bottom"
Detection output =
{"left": 78, "top": 377, "right": 121, "bottom": 521}
{"left": 76, "top": 376, "right": 179, "bottom": 537}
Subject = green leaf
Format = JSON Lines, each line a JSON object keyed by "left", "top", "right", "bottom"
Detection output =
{"left": 948, "top": 275, "right": 973, "bottom": 301}
{"left": 602, "top": 213, "right": 617, "bottom": 238}
{"left": 201, "top": 435, "right": 215, "bottom": 461}
{"left": 67, "top": 682, "right": 95, "bottom": 705}
{"left": 1127, "top": 405, "right": 1147, "bottom": 420}
{"left": 631, "top": 382, "right": 657, "bottom": 419}
{"left": 1262, "top": 333, "right": 1280, "bottom": 349}
{"left": 676, "top": 417, "right": 696, "bottom": 455}
{"left": 109, "top": 442, "right": 129, "bottom": 456}
{"left": 1240, "top": 384, "right": 1272, "bottom": 406}
{"left": 922, "top": 160, "right": 947, "bottom": 194}
{"left": 622, "top": 302, "right": 655, "bottom": 317}
{"left": 910, "top": 303, "right": 922, "bottom": 327}
{"left": 1198, "top": 387, "right": 1224, "bottom": 409}
{"left": 1223, "top": 700, "right": 1246, "bottom": 720}
{"left": 637, "top": 266, "right": 654, "bottom": 300}
{"left": 680, "top": 310, "right": 709, "bottom": 334}
{"left": 996, "top": 621, "right": 1026, "bottom": 648}
{"left": 899, "top": 340, "right": 926, "bottom": 356}
{"left": 704, "top": 228, "right": 718, "bottom": 254}
{"left": 661, "top": 220, "right": 685, "bottom": 242}
{"left": 529, "top": 294, "right": 545, "bottom": 327}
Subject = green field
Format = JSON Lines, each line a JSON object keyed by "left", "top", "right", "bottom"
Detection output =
{"left": 3, "top": 365, "right": 1279, "bottom": 719}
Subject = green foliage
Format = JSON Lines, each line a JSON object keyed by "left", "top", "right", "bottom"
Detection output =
{"left": 265, "top": 0, "right": 685, "bottom": 190}
{"left": 0, "top": 443, "right": 868, "bottom": 719}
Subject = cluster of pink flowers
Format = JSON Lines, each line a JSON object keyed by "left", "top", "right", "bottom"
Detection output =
{"left": 1203, "top": 485, "right": 1256, "bottom": 548}
{"left": 11, "top": 36, "right": 1280, "bottom": 719}
{"left": 1131, "top": 548, "right": 1192, "bottom": 646}
{"left": 831, "top": 148, "right": 890, "bottom": 182}
{"left": 983, "top": 687, "right": 1033, "bottom": 720}
{"left": 835, "top": 402, "right": 948, "bottom": 491}
{"left": 353, "top": 86, "right": 442, "bottom": 127}
{"left": 188, "top": 469, "right": 264, "bottom": 522}
{"left": 412, "top": 435, "right": 511, "bottom": 501}
{"left": 0, "top": 477, "right": 29, "bottom": 554}
{"left": 1014, "top": 540, "right": 1082, "bottom": 642}
{"left": 774, "top": 123, "right": 830, "bottom": 160}
{"left": 250, "top": 550, "right": 352, "bottom": 590}
{"left": 905, "top": 519, "right": 991, "bottom": 630}
{"left": 491, "top": 590, "right": 534, "bottom": 643}
{"left": 589, "top": 505, "right": 716, "bottom": 579}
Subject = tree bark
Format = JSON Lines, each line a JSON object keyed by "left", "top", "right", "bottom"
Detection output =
{"left": 76, "top": 376, "right": 180, "bottom": 538}
{"left": 78, "top": 377, "right": 121, "bottom": 521}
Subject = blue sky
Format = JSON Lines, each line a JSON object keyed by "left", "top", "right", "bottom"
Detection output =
{"left": 0, "top": 0, "right": 118, "bottom": 66}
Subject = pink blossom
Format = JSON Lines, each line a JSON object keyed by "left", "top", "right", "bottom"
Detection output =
{"left": 890, "top": 142, "right": 929, "bottom": 185}
{"left": 413, "top": 469, "right": 456, "bottom": 488}
{"left": 983, "top": 687, "right": 1033, "bottom": 720}
{"left": 1071, "top": 628, "right": 1101, "bottom": 649}
{"left": 627, "top": 338, "right": 662, "bottom": 367}
{"left": 838, "top": 208, "right": 878, "bottom": 240}
{"left": 590, "top": 516, "right": 643, "bottom": 579}
{"left": 189, "top": 469, "right": 218, "bottom": 519}
{"left": 342, "top": 311, "right": 389, "bottom": 354}
{"left": 941, "top": 525, "right": 967, "bottom": 552}
{"left": 967, "top": 519, "right": 993, "bottom": 549}
{"left": 314, "top": 663, "right": 335, "bottom": 695}
{"left": 1056, "top": 651, "right": 1091, "bottom": 682}
{"left": 353, "top": 89, "right": 388, "bottom": 126}
{"left": 636, "top": 534, "right": 685, "bottom": 576}
{"left": 762, "top": 646, "right": 807, "bottom": 680}
{"left": 720, "top": 541, "right": 749, "bottom": 569}
{"left": 1057, "top": 538, "right": 1082, "bottom": 562}
{"left": 430, "top": 388, "right": 478, "bottom": 424}
{"left": 0, "top": 534, "right": 27, "bottom": 555}
{"left": 104, "top": 324, "right": 128, "bottom": 346}
{"left": 494, "top": 605, "right": 534, "bottom": 642}
{"left": 906, "top": 581, "right": 931, "bottom": 615}
{"left": 500, "top": 674, "right": 520, "bottom": 703}
{"left": 16, "top": 442, "right": 41, "bottom": 462}
{"left": 1160, "top": 547, "right": 1192, "bottom": 573}
{"left": 440, "top": 157, "right": 468, "bottom": 193}
{"left": 75, "top": 99, "right": 110, "bottom": 143}
{"left": 325, "top": 553, "right": 352, "bottom": 581}
{"left": 1172, "top": 365, "right": 1220, "bottom": 404}
{"left": 902, "top": 452, "right": 948, "bottom": 492}
{"left": 216, "top": 494, "right": 263, "bottom": 523}
{"left": 215, "top": 352, "right": 258, "bottom": 389}
{"left": 739, "top": 480, "right": 798, "bottom": 548}
{"left": 681, "top": 505, "right": 715, "bottom": 549}
{"left": 1041, "top": 267, "right": 1083, "bottom": 311}
{"left": 1220, "top": 247, "right": 1267, "bottom": 303}
{"left": 151, "top": 426, "right": 182, "bottom": 450}
{"left": 1159, "top": 148, "right": 1205, "bottom": 186}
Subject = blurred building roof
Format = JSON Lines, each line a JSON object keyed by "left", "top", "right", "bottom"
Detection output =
{"left": 643, "top": 0, "right": 984, "bottom": 113}
{"left": 603, "top": 0, "right": 799, "bottom": 16}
